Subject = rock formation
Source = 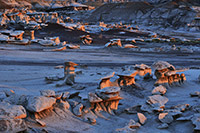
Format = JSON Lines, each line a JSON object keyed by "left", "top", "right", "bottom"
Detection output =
{"left": 152, "top": 61, "right": 188, "bottom": 87}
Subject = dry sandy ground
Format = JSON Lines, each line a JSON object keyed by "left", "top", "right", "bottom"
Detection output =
{"left": 0, "top": 42, "right": 199, "bottom": 132}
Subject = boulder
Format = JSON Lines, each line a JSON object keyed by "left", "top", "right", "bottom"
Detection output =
{"left": 152, "top": 85, "right": 167, "bottom": 95}
{"left": 128, "top": 119, "right": 141, "bottom": 129}
{"left": 3, "top": 94, "right": 27, "bottom": 106}
{"left": 0, "top": 116, "right": 27, "bottom": 133}
{"left": 158, "top": 113, "right": 173, "bottom": 124}
{"left": 147, "top": 95, "right": 168, "bottom": 107}
{"left": 40, "top": 90, "right": 55, "bottom": 97}
{"left": 26, "top": 96, "right": 56, "bottom": 112}
{"left": 73, "top": 103, "right": 83, "bottom": 117}
{"left": 68, "top": 100, "right": 79, "bottom": 108}
{"left": 0, "top": 102, "right": 26, "bottom": 119}
{"left": 137, "top": 113, "right": 147, "bottom": 125}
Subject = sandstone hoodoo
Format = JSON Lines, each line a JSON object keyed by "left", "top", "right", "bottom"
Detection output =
{"left": 133, "top": 64, "right": 152, "bottom": 77}
{"left": 88, "top": 86, "right": 122, "bottom": 115}
{"left": 152, "top": 61, "right": 188, "bottom": 87}
{"left": 117, "top": 71, "right": 138, "bottom": 87}
{"left": 54, "top": 61, "right": 78, "bottom": 87}
{"left": 64, "top": 61, "right": 78, "bottom": 85}
{"left": 99, "top": 72, "right": 117, "bottom": 89}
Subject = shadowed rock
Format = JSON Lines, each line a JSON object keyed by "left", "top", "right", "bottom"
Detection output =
{"left": 0, "top": 102, "right": 26, "bottom": 119}
{"left": 26, "top": 96, "right": 56, "bottom": 112}
{"left": 0, "top": 116, "right": 27, "bottom": 133}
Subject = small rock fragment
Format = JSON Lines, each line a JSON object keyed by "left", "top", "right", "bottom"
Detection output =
{"left": 54, "top": 65, "right": 64, "bottom": 69}
{"left": 87, "top": 117, "right": 96, "bottom": 125}
{"left": 137, "top": 113, "right": 147, "bottom": 125}
{"left": 124, "top": 44, "right": 138, "bottom": 48}
{"left": 152, "top": 85, "right": 167, "bottom": 95}
{"left": 4, "top": 89, "right": 15, "bottom": 97}
{"left": 61, "top": 92, "right": 70, "bottom": 100}
{"left": 73, "top": 103, "right": 83, "bottom": 117}
{"left": 56, "top": 100, "right": 70, "bottom": 111}
{"left": 128, "top": 119, "right": 141, "bottom": 129}
{"left": 147, "top": 95, "right": 168, "bottom": 107}
{"left": 68, "top": 100, "right": 79, "bottom": 108}
{"left": 36, "top": 119, "right": 46, "bottom": 127}
{"left": 159, "top": 113, "right": 173, "bottom": 124}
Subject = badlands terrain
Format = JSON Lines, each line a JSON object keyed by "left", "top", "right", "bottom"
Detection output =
{"left": 0, "top": 0, "right": 200, "bottom": 133}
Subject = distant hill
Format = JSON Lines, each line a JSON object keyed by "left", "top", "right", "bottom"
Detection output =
{"left": 0, "top": 0, "right": 69, "bottom": 9}
{"left": 87, "top": 1, "right": 198, "bottom": 29}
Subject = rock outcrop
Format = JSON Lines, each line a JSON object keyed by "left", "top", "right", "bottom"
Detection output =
{"left": 89, "top": 86, "right": 122, "bottom": 114}
{"left": 26, "top": 96, "right": 56, "bottom": 112}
